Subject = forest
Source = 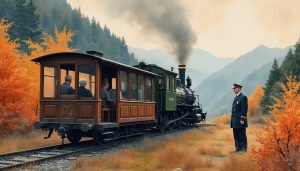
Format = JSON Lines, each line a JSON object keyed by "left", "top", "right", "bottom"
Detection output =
{"left": 0, "top": 0, "right": 137, "bottom": 65}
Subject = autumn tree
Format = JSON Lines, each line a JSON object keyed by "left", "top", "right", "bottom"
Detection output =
{"left": 252, "top": 74, "right": 300, "bottom": 171}
{"left": 247, "top": 86, "right": 264, "bottom": 118}
{"left": 22, "top": 26, "right": 76, "bottom": 116}
{"left": 0, "top": 19, "right": 34, "bottom": 136}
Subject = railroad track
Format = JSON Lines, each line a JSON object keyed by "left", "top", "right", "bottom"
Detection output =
{"left": 0, "top": 140, "right": 99, "bottom": 170}
{"left": 0, "top": 123, "right": 215, "bottom": 170}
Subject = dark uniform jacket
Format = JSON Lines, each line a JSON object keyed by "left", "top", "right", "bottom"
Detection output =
{"left": 60, "top": 82, "right": 74, "bottom": 95}
{"left": 78, "top": 86, "right": 93, "bottom": 97}
{"left": 231, "top": 92, "right": 248, "bottom": 128}
{"left": 101, "top": 90, "right": 111, "bottom": 107}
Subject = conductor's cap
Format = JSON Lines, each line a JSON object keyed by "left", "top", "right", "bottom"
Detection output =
{"left": 233, "top": 83, "right": 242, "bottom": 89}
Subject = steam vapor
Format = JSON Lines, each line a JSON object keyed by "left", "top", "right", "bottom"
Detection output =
{"left": 103, "top": 0, "right": 197, "bottom": 64}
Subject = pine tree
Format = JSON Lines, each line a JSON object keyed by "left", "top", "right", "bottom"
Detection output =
{"left": 26, "top": 0, "right": 41, "bottom": 42}
{"left": 281, "top": 49, "right": 294, "bottom": 76}
{"left": 0, "top": 0, "right": 14, "bottom": 20}
{"left": 260, "top": 58, "right": 282, "bottom": 114}
{"left": 120, "top": 37, "right": 129, "bottom": 61}
{"left": 292, "top": 38, "right": 300, "bottom": 80}
{"left": 10, "top": 0, "right": 41, "bottom": 53}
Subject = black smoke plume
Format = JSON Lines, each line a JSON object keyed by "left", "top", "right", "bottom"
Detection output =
{"left": 103, "top": 0, "right": 197, "bottom": 64}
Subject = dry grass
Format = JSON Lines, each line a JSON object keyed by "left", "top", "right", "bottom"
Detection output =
{"left": 72, "top": 124, "right": 263, "bottom": 171}
{"left": 154, "top": 143, "right": 213, "bottom": 170}
{"left": 212, "top": 114, "right": 231, "bottom": 124}
{"left": 0, "top": 130, "right": 61, "bottom": 153}
{"left": 220, "top": 153, "right": 256, "bottom": 171}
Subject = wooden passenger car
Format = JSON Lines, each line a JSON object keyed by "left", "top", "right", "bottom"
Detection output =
{"left": 32, "top": 51, "right": 157, "bottom": 143}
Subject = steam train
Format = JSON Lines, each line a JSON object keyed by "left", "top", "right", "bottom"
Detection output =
{"left": 32, "top": 51, "right": 206, "bottom": 144}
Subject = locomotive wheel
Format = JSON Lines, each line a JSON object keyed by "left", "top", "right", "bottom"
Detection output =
{"left": 67, "top": 130, "right": 82, "bottom": 144}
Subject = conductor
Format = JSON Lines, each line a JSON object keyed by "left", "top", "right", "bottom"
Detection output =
{"left": 231, "top": 83, "right": 248, "bottom": 153}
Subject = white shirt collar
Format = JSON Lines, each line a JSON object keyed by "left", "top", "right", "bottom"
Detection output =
{"left": 236, "top": 91, "right": 241, "bottom": 97}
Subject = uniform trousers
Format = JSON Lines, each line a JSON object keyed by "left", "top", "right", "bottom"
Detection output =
{"left": 233, "top": 128, "right": 247, "bottom": 152}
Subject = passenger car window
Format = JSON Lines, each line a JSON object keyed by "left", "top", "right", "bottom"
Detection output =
{"left": 60, "top": 64, "right": 75, "bottom": 96}
{"left": 171, "top": 76, "right": 175, "bottom": 91}
{"left": 152, "top": 78, "right": 155, "bottom": 101}
{"left": 138, "top": 74, "right": 144, "bottom": 101}
{"left": 78, "top": 64, "right": 96, "bottom": 98}
{"left": 43, "top": 65, "right": 57, "bottom": 98}
{"left": 120, "top": 71, "right": 127, "bottom": 99}
{"left": 166, "top": 74, "right": 170, "bottom": 91}
{"left": 145, "top": 77, "right": 152, "bottom": 101}
{"left": 129, "top": 72, "right": 137, "bottom": 100}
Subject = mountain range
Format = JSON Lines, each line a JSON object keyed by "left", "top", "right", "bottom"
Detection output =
{"left": 131, "top": 45, "right": 290, "bottom": 119}
{"left": 194, "top": 45, "right": 289, "bottom": 119}
{"left": 130, "top": 48, "right": 234, "bottom": 87}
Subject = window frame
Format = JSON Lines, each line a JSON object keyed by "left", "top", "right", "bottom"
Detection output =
{"left": 59, "top": 63, "right": 76, "bottom": 99}
{"left": 145, "top": 76, "right": 152, "bottom": 101}
{"left": 129, "top": 72, "right": 138, "bottom": 101}
{"left": 171, "top": 75, "right": 175, "bottom": 92}
{"left": 119, "top": 70, "right": 128, "bottom": 100}
{"left": 77, "top": 63, "right": 96, "bottom": 99}
{"left": 42, "top": 64, "right": 58, "bottom": 99}
{"left": 165, "top": 74, "right": 170, "bottom": 91}
{"left": 138, "top": 74, "right": 145, "bottom": 101}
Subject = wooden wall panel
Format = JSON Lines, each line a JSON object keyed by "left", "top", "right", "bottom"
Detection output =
{"left": 120, "top": 105, "right": 129, "bottom": 118}
{"left": 59, "top": 103, "right": 75, "bottom": 119}
{"left": 77, "top": 104, "right": 94, "bottom": 119}
{"left": 138, "top": 106, "right": 145, "bottom": 117}
{"left": 130, "top": 106, "right": 138, "bottom": 117}
{"left": 43, "top": 104, "right": 58, "bottom": 119}
{"left": 118, "top": 101, "right": 155, "bottom": 123}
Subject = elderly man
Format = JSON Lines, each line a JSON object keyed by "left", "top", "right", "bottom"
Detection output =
{"left": 78, "top": 78, "right": 93, "bottom": 97}
{"left": 231, "top": 83, "right": 248, "bottom": 153}
{"left": 60, "top": 75, "right": 74, "bottom": 95}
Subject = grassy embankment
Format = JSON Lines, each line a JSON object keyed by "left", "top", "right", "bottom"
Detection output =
{"left": 72, "top": 119, "right": 261, "bottom": 171}
{"left": 0, "top": 130, "right": 62, "bottom": 153}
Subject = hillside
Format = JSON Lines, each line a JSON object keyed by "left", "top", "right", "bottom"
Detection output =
{"left": 131, "top": 48, "right": 233, "bottom": 86}
{"left": 195, "top": 45, "right": 289, "bottom": 118}
{"left": 0, "top": 0, "right": 137, "bottom": 65}
{"left": 205, "top": 57, "right": 285, "bottom": 118}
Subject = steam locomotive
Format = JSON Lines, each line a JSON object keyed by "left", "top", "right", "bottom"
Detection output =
{"left": 32, "top": 51, "right": 206, "bottom": 144}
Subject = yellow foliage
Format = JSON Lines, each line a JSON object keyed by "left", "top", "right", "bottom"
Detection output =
{"left": 248, "top": 86, "right": 264, "bottom": 117}
{"left": 21, "top": 26, "right": 76, "bottom": 118}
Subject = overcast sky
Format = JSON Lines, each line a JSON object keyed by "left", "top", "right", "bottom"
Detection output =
{"left": 67, "top": 0, "right": 300, "bottom": 58}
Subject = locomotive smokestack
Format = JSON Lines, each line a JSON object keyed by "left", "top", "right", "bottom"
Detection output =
{"left": 178, "top": 64, "right": 186, "bottom": 87}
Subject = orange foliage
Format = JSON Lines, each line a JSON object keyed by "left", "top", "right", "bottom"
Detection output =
{"left": 22, "top": 26, "right": 76, "bottom": 118}
{"left": 248, "top": 86, "right": 264, "bottom": 117}
{"left": 0, "top": 18, "right": 75, "bottom": 135}
{"left": 0, "top": 19, "right": 34, "bottom": 135}
{"left": 251, "top": 75, "right": 300, "bottom": 171}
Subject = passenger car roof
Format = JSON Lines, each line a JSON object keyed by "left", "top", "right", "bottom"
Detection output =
{"left": 31, "top": 52, "right": 158, "bottom": 76}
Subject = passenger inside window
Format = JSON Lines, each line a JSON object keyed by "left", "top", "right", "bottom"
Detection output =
{"left": 78, "top": 78, "right": 93, "bottom": 97}
{"left": 101, "top": 78, "right": 111, "bottom": 107}
{"left": 60, "top": 75, "right": 74, "bottom": 95}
